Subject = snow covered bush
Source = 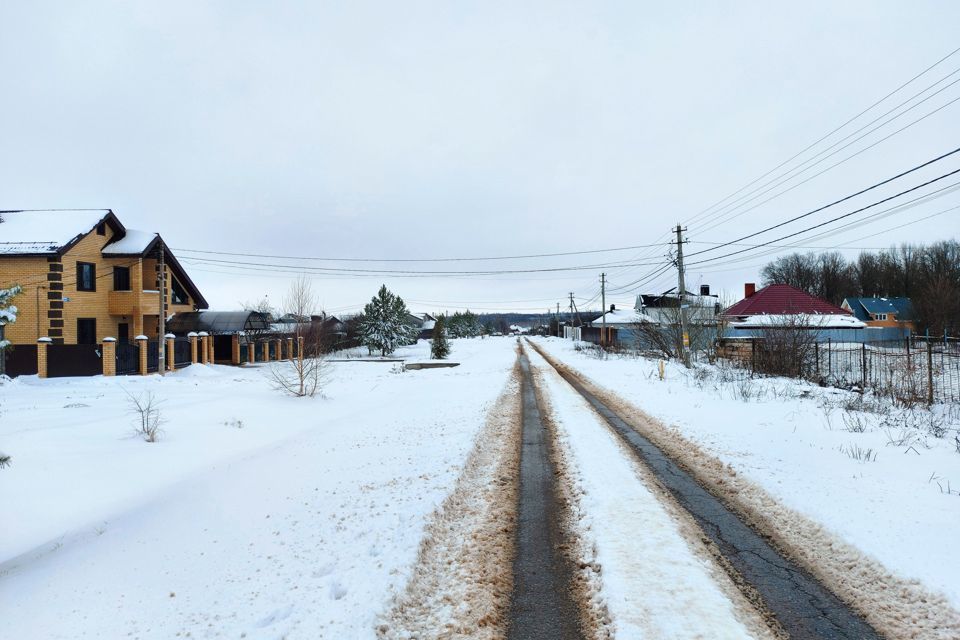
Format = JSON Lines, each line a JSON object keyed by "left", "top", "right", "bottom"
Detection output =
{"left": 0, "top": 284, "right": 22, "bottom": 351}
{"left": 127, "top": 391, "right": 164, "bottom": 442}
{"left": 0, "top": 452, "right": 10, "bottom": 469}
{"left": 359, "top": 285, "right": 416, "bottom": 357}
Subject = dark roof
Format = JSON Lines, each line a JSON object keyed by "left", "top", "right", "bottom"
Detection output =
{"left": 724, "top": 284, "right": 849, "bottom": 317}
{"left": 843, "top": 297, "right": 913, "bottom": 321}
{"left": 166, "top": 311, "right": 271, "bottom": 334}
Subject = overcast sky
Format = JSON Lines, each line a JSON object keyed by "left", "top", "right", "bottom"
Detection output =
{"left": 2, "top": 2, "right": 958, "bottom": 316}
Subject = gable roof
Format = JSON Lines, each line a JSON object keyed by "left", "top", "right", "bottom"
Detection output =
{"left": 590, "top": 308, "right": 654, "bottom": 325}
{"left": 0, "top": 209, "right": 119, "bottom": 255}
{"left": 724, "top": 284, "right": 849, "bottom": 317}
{"left": 843, "top": 297, "right": 913, "bottom": 321}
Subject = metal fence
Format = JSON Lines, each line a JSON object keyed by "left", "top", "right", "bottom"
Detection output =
{"left": 741, "top": 337, "right": 960, "bottom": 404}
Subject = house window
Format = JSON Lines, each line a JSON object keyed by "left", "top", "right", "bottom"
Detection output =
{"left": 76, "top": 262, "right": 96, "bottom": 292}
{"left": 171, "top": 276, "right": 189, "bottom": 305}
{"left": 77, "top": 318, "right": 96, "bottom": 345}
{"left": 876, "top": 313, "right": 887, "bottom": 321}
{"left": 113, "top": 266, "right": 131, "bottom": 291}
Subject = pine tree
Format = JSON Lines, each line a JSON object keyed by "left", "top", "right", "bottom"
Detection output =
{"left": 0, "top": 284, "right": 22, "bottom": 350}
{"left": 430, "top": 315, "right": 451, "bottom": 359}
{"left": 359, "top": 285, "right": 415, "bottom": 356}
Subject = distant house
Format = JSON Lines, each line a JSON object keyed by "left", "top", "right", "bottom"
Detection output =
{"left": 0, "top": 209, "right": 207, "bottom": 346}
{"left": 841, "top": 297, "right": 914, "bottom": 331}
{"left": 636, "top": 285, "right": 720, "bottom": 325}
{"left": 404, "top": 312, "right": 436, "bottom": 340}
{"left": 723, "top": 283, "right": 865, "bottom": 330}
{"left": 585, "top": 304, "right": 655, "bottom": 346}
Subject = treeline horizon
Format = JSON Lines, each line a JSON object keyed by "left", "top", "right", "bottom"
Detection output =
{"left": 761, "top": 239, "right": 960, "bottom": 335}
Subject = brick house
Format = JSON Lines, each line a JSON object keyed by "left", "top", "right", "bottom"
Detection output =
{"left": 840, "top": 297, "right": 915, "bottom": 331}
{"left": 0, "top": 209, "right": 207, "bottom": 346}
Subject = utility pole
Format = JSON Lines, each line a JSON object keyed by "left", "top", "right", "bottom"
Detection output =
{"left": 673, "top": 224, "right": 690, "bottom": 367}
{"left": 157, "top": 237, "right": 166, "bottom": 375}
{"left": 556, "top": 302, "right": 560, "bottom": 337}
{"left": 569, "top": 292, "right": 574, "bottom": 341}
{"left": 600, "top": 272, "right": 607, "bottom": 347}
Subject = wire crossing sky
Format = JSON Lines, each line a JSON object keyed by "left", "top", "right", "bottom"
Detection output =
{"left": 1, "top": 2, "right": 958, "bottom": 314}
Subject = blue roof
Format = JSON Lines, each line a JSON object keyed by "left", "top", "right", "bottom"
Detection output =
{"left": 844, "top": 297, "right": 913, "bottom": 321}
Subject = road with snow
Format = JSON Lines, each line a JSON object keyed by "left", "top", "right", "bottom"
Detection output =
{"left": 2, "top": 337, "right": 958, "bottom": 638}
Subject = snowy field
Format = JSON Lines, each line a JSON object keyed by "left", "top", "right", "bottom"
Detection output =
{"left": 533, "top": 337, "right": 960, "bottom": 611}
{"left": 0, "top": 338, "right": 517, "bottom": 639}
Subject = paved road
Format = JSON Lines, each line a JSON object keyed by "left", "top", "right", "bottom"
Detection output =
{"left": 507, "top": 349, "right": 586, "bottom": 640}
{"left": 528, "top": 340, "right": 884, "bottom": 640}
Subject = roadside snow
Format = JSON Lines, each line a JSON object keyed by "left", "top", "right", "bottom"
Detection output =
{"left": 525, "top": 346, "right": 770, "bottom": 639}
{"left": 0, "top": 338, "right": 517, "bottom": 638}
{"left": 533, "top": 338, "right": 960, "bottom": 612}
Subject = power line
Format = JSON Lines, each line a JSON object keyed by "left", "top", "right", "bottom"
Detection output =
{"left": 687, "top": 146, "right": 960, "bottom": 259}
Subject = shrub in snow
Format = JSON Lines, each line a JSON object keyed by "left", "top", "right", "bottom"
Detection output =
{"left": 269, "top": 277, "right": 330, "bottom": 397}
{"left": 359, "top": 285, "right": 416, "bottom": 357}
{"left": 430, "top": 315, "right": 450, "bottom": 360}
{"left": 127, "top": 390, "right": 164, "bottom": 442}
{"left": 0, "top": 284, "right": 23, "bottom": 351}
{"left": 0, "top": 452, "right": 10, "bottom": 469}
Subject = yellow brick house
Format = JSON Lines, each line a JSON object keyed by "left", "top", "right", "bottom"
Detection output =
{"left": 0, "top": 209, "right": 208, "bottom": 346}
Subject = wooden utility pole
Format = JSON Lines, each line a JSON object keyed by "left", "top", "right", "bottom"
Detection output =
{"left": 568, "top": 292, "right": 575, "bottom": 341}
{"left": 600, "top": 272, "right": 607, "bottom": 347}
{"left": 673, "top": 224, "right": 690, "bottom": 367}
{"left": 157, "top": 237, "right": 166, "bottom": 375}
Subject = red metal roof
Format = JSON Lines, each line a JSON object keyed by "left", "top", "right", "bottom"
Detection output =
{"left": 724, "top": 284, "right": 850, "bottom": 317}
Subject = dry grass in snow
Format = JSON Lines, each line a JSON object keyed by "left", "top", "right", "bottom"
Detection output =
{"left": 377, "top": 364, "right": 522, "bottom": 639}
{"left": 534, "top": 347, "right": 960, "bottom": 640}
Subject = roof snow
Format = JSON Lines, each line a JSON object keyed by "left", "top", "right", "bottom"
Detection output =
{"left": 729, "top": 314, "right": 866, "bottom": 329}
{"left": 592, "top": 309, "right": 654, "bottom": 325}
{"left": 102, "top": 229, "right": 157, "bottom": 255}
{"left": 0, "top": 209, "right": 110, "bottom": 255}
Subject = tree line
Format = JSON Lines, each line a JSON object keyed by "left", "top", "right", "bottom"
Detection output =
{"left": 760, "top": 240, "right": 960, "bottom": 335}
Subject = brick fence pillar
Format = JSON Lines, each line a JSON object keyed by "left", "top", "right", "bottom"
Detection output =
{"left": 136, "top": 335, "right": 148, "bottom": 375}
{"left": 102, "top": 337, "right": 116, "bottom": 376}
{"left": 165, "top": 334, "right": 176, "bottom": 372}
{"left": 287, "top": 337, "right": 294, "bottom": 361}
{"left": 188, "top": 332, "right": 198, "bottom": 364}
{"left": 231, "top": 334, "right": 241, "bottom": 365}
{"left": 198, "top": 332, "right": 209, "bottom": 364}
{"left": 261, "top": 340, "right": 269, "bottom": 362}
{"left": 208, "top": 334, "right": 215, "bottom": 363}
{"left": 37, "top": 337, "right": 51, "bottom": 379}
{"left": 297, "top": 336, "right": 304, "bottom": 365}
{"left": 274, "top": 339, "right": 281, "bottom": 361}
{"left": 247, "top": 339, "right": 255, "bottom": 364}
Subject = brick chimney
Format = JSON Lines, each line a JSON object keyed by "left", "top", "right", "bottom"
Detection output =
{"left": 744, "top": 282, "right": 756, "bottom": 298}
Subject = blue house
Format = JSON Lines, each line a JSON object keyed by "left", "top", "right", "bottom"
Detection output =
{"left": 840, "top": 297, "right": 915, "bottom": 331}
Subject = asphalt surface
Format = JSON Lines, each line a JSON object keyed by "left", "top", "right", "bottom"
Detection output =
{"left": 507, "top": 349, "right": 586, "bottom": 640}
{"left": 529, "top": 342, "right": 884, "bottom": 640}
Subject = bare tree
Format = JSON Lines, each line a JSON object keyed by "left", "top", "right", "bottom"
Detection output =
{"left": 752, "top": 314, "right": 825, "bottom": 379}
{"left": 270, "top": 276, "right": 328, "bottom": 397}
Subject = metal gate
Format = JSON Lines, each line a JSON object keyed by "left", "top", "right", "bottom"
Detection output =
{"left": 116, "top": 342, "right": 139, "bottom": 375}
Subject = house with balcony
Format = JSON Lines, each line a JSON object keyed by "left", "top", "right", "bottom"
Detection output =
{"left": 0, "top": 209, "right": 207, "bottom": 347}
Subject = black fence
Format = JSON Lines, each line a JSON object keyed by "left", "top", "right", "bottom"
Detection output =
{"left": 145, "top": 341, "right": 159, "bottom": 373}
{"left": 47, "top": 344, "right": 102, "bottom": 378}
{"left": 116, "top": 342, "right": 139, "bottom": 375}
{"left": 174, "top": 338, "right": 192, "bottom": 368}
{"left": 1, "top": 344, "right": 38, "bottom": 377}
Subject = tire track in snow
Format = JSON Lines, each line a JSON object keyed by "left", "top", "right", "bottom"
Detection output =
{"left": 508, "top": 348, "right": 588, "bottom": 640}
{"left": 526, "top": 340, "right": 884, "bottom": 640}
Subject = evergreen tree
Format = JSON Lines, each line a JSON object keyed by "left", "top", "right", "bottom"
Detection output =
{"left": 0, "top": 284, "right": 22, "bottom": 349}
{"left": 430, "top": 315, "right": 451, "bottom": 359}
{"left": 359, "top": 285, "right": 415, "bottom": 356}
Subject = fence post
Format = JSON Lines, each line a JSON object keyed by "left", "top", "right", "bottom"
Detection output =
{"left": 261, "top": 340, "right": 269, "bottom": 362}
{"left": 927, "top": 341, "right": 934, "bottom": 405}
{"left": 198, "top": 331, "right": 209, "bottom": 364}
{"left": 247, "top": 339, "right": 255, "bottom": 364}
{"left": 231, "top": 334, "right": 240, "bottom": 365}
{"left": 750, "top": 339, "right": 756, "bottom": 377}
{"left": 208, "top": 334, "right": 215, "bottom": 364}
{"left": 188, "top": 332, "right": 198, "bottom": 364}
{"left": 814, "top": 342, "right": 819, "bottom": 379}
{"left": 165, "top": 334, "right": 175, "bottom": 372}
{"left": 37, "top": 337, "right": 51, "bottom": 378}
{"left": 827, "top": 338, "right": 832, "bottom": 381}
{"left": 102, "top": 337, "right": 116, "bottom": 376}
{"left": 287, "top": 337, "right": 294, "bottom": 361}
{"left": 275, "top": 339, "right": 282, "bottom": 361}
{"left": 136, "top": 335, "right": 148, "bottom": 376}
{"left": 861, "top": 343, "right": 867, "bottom": 389}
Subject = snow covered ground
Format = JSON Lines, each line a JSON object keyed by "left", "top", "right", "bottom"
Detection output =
{"left": 0, "top": 337, "right": 517, "bottom": 639}
{"left": 532, "top": 337, "right": 960, "bottom": 612}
